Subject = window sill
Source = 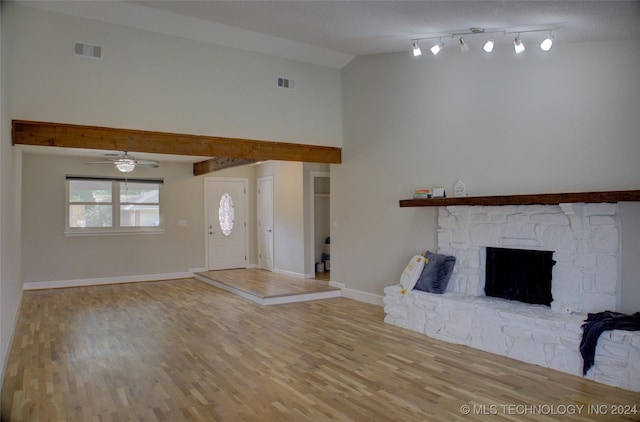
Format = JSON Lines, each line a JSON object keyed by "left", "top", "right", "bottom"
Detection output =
{"left": 64, "top": 228, "right": 165, "bottom": 237}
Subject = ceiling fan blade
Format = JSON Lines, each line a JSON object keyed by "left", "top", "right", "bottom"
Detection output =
{"left": 84, "top": 161, "right": 117, "bottom": 164}
{"left": 136, "top": 163, "right": 160, "bottom": 168}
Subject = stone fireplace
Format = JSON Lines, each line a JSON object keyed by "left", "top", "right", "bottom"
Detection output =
{"left": 438, "top": 202, "right": 620, "bottom": 313}
{"left": 384, "top": 202, "right": 640, "bottom": 392}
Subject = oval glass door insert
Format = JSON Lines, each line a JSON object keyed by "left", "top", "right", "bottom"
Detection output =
{"left": 218, "top": 192, "right": 235, "bottom": 236}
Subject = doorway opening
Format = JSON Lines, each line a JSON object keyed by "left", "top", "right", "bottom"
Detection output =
{"left": 310, "top": 172, "right": 330, "bottom": 279}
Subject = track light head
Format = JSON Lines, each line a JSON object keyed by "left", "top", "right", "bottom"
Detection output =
{"left": 412, "top": 41, "right": 422, "bottom": 57}
{"left": 540, "top": 35, "right": 554, "bottom": 52}
{"left": 514, "top": 36, "right": 525, "bottom": 54}
{"left": 459, "top": 37, "right": 470, "bottom": 53}
{"left": 430, "top": 40, "right": 444, "bottom": 55}
{"left": 483, "top": 39, "right": 495, "bottom": 53}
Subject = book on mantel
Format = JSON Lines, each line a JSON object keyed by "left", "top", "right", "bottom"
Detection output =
{"left": 413, "top": 189, "right": 431, "bottom": 199}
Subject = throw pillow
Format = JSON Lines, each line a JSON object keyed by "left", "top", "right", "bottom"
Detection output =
{"left": 399, "top": 255, "right": 426, "bottom": 294}
{"left": 414, "top": 251, "right": 456, "bottom": 294}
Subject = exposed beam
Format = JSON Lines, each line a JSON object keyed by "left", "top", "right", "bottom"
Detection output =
{"left": 12, "top": 120, "right": 342, "bottom": 175}
{"left": 193, "top": 157, "right": 258, "bottom": 175}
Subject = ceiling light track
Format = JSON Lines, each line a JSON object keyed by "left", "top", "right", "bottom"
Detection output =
{"left": 411, "top": 25, "right": 563, "bottom": 56}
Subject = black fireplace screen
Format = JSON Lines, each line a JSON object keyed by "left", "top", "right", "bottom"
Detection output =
{"left": 485, "top": 247, "right": 555, "bottom": 306}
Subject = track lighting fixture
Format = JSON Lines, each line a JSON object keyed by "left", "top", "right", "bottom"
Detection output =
{"left": 410, "top": 24, "right": 561, "bottom": 57}
{"left": 412, "top": 41, "right": 422, "bottom": 57}
{"left": 483, "top": 39, "right": 495, "bottom": 53}
{"left": 514, "top": 35, "right": 525, "bottom": 53}
{"left": 430, "top": 39, "right": 444, "bottom": 55}
{"left": 540, "top": 34, "right": 554, "bottom": 51}
{"left": 459, "top": 37, "right": 470, "bottom": 53}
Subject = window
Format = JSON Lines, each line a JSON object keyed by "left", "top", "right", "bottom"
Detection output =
{"left": 218, "top": 192, "right": 235, "bottom": 236}
{"left": 66, "top": 176, "right": 163, "bottom": 235}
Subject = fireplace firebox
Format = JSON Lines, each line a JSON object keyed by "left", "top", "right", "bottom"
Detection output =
{"left": 485, "top": 247, "right": 555, "bottom": 306}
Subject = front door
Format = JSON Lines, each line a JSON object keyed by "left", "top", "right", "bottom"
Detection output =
{"left": 205, "top": 178, "right": 247, "bottom": 270}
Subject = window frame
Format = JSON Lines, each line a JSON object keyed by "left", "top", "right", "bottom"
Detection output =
{"left": 65, "top": 176, "right": 164, "bottom": 236}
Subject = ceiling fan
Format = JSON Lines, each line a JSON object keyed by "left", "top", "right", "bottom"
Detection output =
{"left": 85, "top": 151, "right": 160, "bottom": 173}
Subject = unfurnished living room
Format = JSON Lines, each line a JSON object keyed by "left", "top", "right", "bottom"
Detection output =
{"left": 0, "top": 1, "right": 639, "bottom": 421}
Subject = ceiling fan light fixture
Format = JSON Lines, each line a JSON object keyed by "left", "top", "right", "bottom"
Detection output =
{"left": 115, "top": 159, "right": 136, "bottom": 173}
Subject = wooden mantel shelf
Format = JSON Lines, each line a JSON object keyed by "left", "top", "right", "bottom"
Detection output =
{"left": 399, "top": 190, "right": 640, "bottom": 208}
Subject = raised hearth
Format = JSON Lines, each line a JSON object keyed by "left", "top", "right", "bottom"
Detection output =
{"left": 386, "top": 199, "right": 640, "bottom": 391}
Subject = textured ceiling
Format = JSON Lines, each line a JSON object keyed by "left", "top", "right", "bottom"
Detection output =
{"left": 133, "top": 0, "right": 640, "bottom": 56}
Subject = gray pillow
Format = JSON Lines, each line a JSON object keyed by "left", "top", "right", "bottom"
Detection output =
{"left": 414, "top": 251, "right": 456, "bottom": 294}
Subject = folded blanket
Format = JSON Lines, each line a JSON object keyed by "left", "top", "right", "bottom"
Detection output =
{"left": 580, "top": 311, "right": 640, "bottom": 375}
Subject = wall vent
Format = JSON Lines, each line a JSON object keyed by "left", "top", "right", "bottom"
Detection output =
{"left": 74, "top": 42, "right": 103, "bottom": 59}
{"left": 277, "top": 77, "right": 295, "bottom": 89}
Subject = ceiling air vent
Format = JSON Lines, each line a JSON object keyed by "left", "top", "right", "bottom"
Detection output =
{"left": 277, "top": 77, "right": 295, "bottom": 90}
{"left": 74, "top": 42, "right": 103, "bottom": 59}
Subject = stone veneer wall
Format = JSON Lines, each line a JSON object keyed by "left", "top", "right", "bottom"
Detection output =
{"left": 384, "top": 202, "right": 640, "bottom": 391}
{"left": 437, "top": 203, "right": 620, "bottom": 313}
{"left": 384, "top": 287, "right": 640, "bottom": 391}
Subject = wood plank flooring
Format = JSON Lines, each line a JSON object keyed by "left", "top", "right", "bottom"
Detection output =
{"left": 2, "top": 278, "right": 638, "bottom": 421}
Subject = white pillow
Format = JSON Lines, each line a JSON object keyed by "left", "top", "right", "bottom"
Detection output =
{"left": 400, "top": 255, "right": 426, "bottom": 293}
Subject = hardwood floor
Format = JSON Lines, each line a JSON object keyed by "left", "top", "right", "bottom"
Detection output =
{"left": 2, "top": 278, "right": 638, "bottom": 421}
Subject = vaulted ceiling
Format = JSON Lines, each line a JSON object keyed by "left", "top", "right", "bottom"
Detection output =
{"left": 13, "top": 1, "right": 640, "bottom": 172}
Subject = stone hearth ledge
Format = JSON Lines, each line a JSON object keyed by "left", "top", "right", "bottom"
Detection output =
{"left": 384, "top": 286, "right": 640, "bottom": 392}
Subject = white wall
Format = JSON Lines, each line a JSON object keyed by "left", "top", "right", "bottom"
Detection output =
{"left": 9, "top": 3, "right": 342, "bottom": 146}
{"left": 0, "top": 2, "right": 24, "bottom": 384}
{"left": 335, "top": 40, "right": 640, "bottom": 307}
{"left": 21, "top": 152, "right": 259, "bottom": 285}
{"left": 7, "top": 2, "right": 343, "bottom": 285}
{"left": 22, "top": 153, "right": 199, "bottom": 284}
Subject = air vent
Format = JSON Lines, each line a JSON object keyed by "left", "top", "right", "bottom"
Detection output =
{"left": 74, "top": 42, "right": 103, "bottom": 59}
{"left": 277, "top": 77, "right": 295, "bottom": 90}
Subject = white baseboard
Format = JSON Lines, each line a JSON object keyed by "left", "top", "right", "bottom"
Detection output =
{"left": 23, "top": 271, "right": 195, "bottom": 290}
{"left": 328, "top": 280, "right": 383, "bottom": 306}
{"left": 342, "top": 288, "right": 384, "bottom": 306}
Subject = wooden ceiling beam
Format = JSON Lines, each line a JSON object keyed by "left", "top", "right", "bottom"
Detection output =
{"left": 193, "top": 157, "right": 258, "bottom": 175}
{"left": 12, "top": 120, "right": 342, "bottom": 175}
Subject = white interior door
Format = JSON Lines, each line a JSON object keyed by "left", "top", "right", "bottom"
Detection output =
{"left": 257, "top": 176, "right": 274, "bottom": 271}
{"left": 206, "top": 178, "right": 247, "bottom": 270}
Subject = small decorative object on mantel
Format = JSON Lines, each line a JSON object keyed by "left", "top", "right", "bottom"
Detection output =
{"left": 413, "top": 189, "right": 431, "bottom": 199}
{"left": 432, "top": 187, "right": 446, "bottom": 198}
{"left": 453, "top": 180, "right": 468, "bottom": 197}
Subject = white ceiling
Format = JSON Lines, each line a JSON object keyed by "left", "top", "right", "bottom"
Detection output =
{"left": 19, "top": 1, "right": 640, "bottom": 69}
{"left": 132, "top": 0, "right": 640, "bottom": 58}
